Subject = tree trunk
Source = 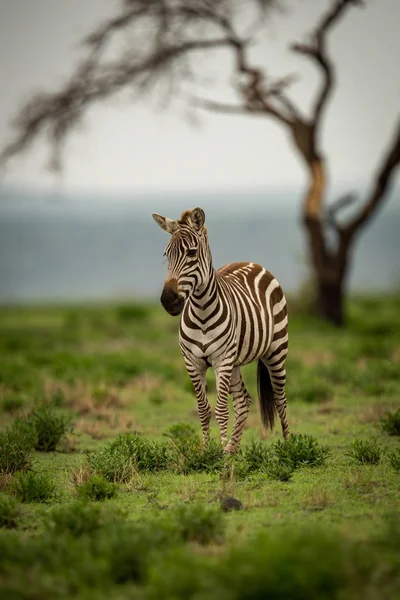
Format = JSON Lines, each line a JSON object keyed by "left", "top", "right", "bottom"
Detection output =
{"left": 316, "top": 274, "right": 345, "bottom": 326}
{"left": 301, "top": 155, "right": 349, "bottom": 326}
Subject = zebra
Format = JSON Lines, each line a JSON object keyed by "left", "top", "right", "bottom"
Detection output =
{"left": 152, "top": 206, "right": 290, "bottom": 453}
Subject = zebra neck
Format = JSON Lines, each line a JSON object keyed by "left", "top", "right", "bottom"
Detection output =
{"left": 190, "top": 268, "right": 220, "bottom": 314}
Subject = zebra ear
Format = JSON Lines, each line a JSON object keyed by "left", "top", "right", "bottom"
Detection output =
{"left": 189, "top": 207, "right": 205, "bottom": 230}
{"left": 152, "top": 213, "right": 178, "bottom": 234}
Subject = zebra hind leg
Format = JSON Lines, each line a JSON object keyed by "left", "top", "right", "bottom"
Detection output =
{"left": 261, "top": 353, "right": 290, "bottom": 440}
{"left": 224, "top": 367, "right": 251, "bottom": 454}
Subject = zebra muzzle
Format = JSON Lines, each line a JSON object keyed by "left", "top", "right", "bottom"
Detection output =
{"left": 160, "top": 284, "right": 184, "bottom": 316}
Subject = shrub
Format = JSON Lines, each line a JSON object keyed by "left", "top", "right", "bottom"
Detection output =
{"left": 90, "top": 433, "right": 170, "bottom": 481}
{"left": 11, "top": 471, "right": 55, "bottom": 503}
{"left": 238, "top": 440, "right": 272, "bottom": 473}
{"left": 347, "top": 439, "right": 381, "bottom": 465}
{"left": 273, "top": 434, "right": 330, "bottom": 469}
{"left": 30, "top": 405, "right": 73, "bottom": 451}
{"left": 164, "top": 422, "right": 197, "bottom": 443}
{"left": 146, "top": 528, "right": 354, "bottom": 600}
{"left": 265, "top": 459, "right": 294, "bottom": 482}
{"left": 77, "top": 475, "right": 118, "bottom": 501}
{"left": 232, "top": 440, "right": 273, "bottom": 480}
{"left": 0, "top": 494, "right": 20, "bottom": 528}
{"left": 387, "top": 447, "right": 400, "bottom": 472}
{"left": 49, "top": 502, "right": 108, "bottom": 537}
{"left": 380, "top": 409, "right": 400, "bottom": 437}
{"left": 171, "top": 436, "right": 225, "bottom": 475}
{"left": 172, "top": 504, "right": 225, "bottom": 545}
{"left": 0, "top": 421, "right": 35, "bottom": 475}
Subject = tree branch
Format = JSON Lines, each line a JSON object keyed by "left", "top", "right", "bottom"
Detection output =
{"left": 291, "top": 0, "right": 363, "bottom": 131}
{"left": 343, "top": 119, "right": 400, "bottom": 238}
{"left": 0, "top": 0, "right": 288, "bottom": 170}
{"left": 325, "top": 192, "right": 357, "bottom": 231}
{"left": 0, "top": 37, "right": 245, "bottom": 169}
{"left": 191, "top": 97, "right": 255, "bottom": 115}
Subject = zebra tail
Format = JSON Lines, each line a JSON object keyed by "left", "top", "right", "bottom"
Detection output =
{"left": 257, "top": 359, "right": 276, "bottom": 431}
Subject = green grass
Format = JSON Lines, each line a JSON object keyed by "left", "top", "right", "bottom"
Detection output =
{"left": 380, "top": 408, "right": 400, "bottom": 436}
{"left": 0, "top": 296, "right": 399, "bottom": 598}
{"left": 346, "top": 439, "right": 382, "bottom": 465}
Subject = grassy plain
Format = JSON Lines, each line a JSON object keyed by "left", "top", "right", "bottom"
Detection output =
{"left": 0, "top": 295, "right": 399, "bottom": 599}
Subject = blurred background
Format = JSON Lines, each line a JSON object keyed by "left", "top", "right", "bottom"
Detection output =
{"left": 0, "top": 0, "right": 399, "bottom": 307}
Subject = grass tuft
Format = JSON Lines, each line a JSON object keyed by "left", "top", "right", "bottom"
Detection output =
{"left": 347, "top": 439, "right": 382, "bottom": 465}
{"left": 10, "top": 471, "right": 56, "bottom": 503}
{"left": 380, "top": 409, "right": 400, "bottom": 436}
{"left": 265, "top": 459, "right": 295, "bottom": 482}
{"left": 387, "top": 447, "right": 400, "bottom": 472}
{"left": 170, "top": 436, "right": 225, "bottom": 475}
{"left": 77, "top": 475, "right": 118, "bottom": 501}
{"left": 0, "top": 421, "right": 35, "bottom": 475}
{"left": 90, "top": 433, "right": 170, "bottom": 481}
{"left": 48, "top": 502, "right": 109, "bottom": 537}
{"left": 172, "top": 504, "right": 225, "bottom": 545}
{"left": 30, "top": 405, "right": 74, "bottom": 452}
{"left": 273, "top": 434, "right": 330, "bottom": 469}
{"left": 0, "top": 493, "right": 20, "bottom": 528}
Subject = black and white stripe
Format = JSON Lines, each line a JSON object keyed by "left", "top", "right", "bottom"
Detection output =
{"left": 153, "top": 207, "right": 290, "bottom": 452}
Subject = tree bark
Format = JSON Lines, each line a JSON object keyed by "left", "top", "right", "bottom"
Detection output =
{"left": 300, "top": 155, "right": 349, "bottom": 326}
{"left": 316, "top": 276, "right": 345, "bottom": 326}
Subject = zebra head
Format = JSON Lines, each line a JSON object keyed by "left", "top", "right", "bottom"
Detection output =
{"left": 152, "top": 207, "right": 211, "bottom": 316}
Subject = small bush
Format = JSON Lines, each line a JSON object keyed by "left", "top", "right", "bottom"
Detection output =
{"left": 49, "top": 502, "right": 107, "bottom": 537}
{"left": 11, "top": 471, "right": 55, "bottom": 503}
{"left": 238, "top": 440, "right": 272, "bottom": 474}
{"left": 380, "top": 409, "right": 400, "bottom": 436}
{"left": 77, "top": 475, "right": 118, "bottom": 501}
{"left": 232, "top": 440, "right": 273, "bottom": 480}
{"left": 1, "top": 394, "right": 25, "bottom": 413}
{"left": 0, "top": 494, "right": 20, "bottom": 528}
{"left": 347, "top": 439, "right": 381, "bottom": 465}
{"left": 265, "top": 459, "right": 294, "bottom": 482}
{"left": 172, "top": 504, "right": 225, "bottom": 545}
{"left": 30, "top": 405, "right": 73, "bottom": 451}
{"left": 90, "top": 433, "right": 170, "bottom": 481}
{"left": 387, "top": 447, "right": 400, "bottom": 472}
{"left": 171, "top": 436, "right": 225, "bottom": 475}
{"left": 0, "top": 421, "right": 35, "bottom": 475}
{"left": 273, "top": 434, "right": 330, "bottom": 469}
{"left": 146, "top": 528, "right": 354, "bottom": 600}
{"left": 164, "top": 422, "right": 197, "bottom": 443}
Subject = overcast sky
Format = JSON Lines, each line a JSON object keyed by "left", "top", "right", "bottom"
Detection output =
{"left": 0, "top": 0, "right": 399, "bottom": 198}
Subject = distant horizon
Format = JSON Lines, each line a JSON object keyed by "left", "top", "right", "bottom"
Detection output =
{"left": 1, "top": 180, "right": 400, "bottom": 210}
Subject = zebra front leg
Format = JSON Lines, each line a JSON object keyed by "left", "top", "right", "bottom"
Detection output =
{"left": 214, "top": 363, "right": 233, "bottom": 447}
{"left": 224, "top": 367, "right": 251, "bottom": 454}
{"left": 185, "top": 359, "right": 211, "bottom": 444}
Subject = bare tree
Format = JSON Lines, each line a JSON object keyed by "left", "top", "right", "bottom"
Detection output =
{"left": 1, "top": 0, "right": 399, "bottom": 325}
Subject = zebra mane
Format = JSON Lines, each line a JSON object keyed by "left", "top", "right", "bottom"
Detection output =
{"left": 178, "top": 210, "right": 193, "bottom": 224}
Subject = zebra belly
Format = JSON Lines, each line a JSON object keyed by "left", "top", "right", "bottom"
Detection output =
{"left": 233, "top": 304, "right": 273, "bottom": 366}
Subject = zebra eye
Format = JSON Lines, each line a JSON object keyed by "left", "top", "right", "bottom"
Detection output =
{"left": 187, "top": 248, "right": 197, "bottom": 258}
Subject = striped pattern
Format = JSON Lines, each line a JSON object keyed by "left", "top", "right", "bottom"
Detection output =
{"left": 152, "top": 207, "right": 290, "bottom": 453}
